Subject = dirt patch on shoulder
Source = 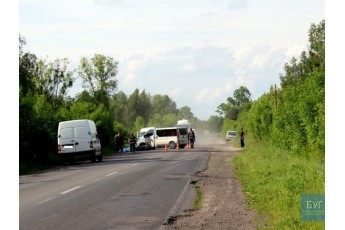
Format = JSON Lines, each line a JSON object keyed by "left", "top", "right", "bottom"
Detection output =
{"left": 165, "top": 145, "right": 257, "bottom": 229}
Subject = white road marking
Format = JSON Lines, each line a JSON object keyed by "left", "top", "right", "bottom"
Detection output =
{"left": 105, "top": 172, "right": 118, "bottom": 177}
{"left": 36, "top": 196, "right": 56, "bottom": 205}
{"left": 60, "top": 186, "right": 82, "bottom": 195}
{"left": 131, "top": 163, "right": 138, "bottom": 166}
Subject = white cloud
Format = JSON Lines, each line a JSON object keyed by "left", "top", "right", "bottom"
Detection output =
{"left": 180, "top": 62, "right": 197, "bottom": 73}
{"left": 227, "top": 0, "right": 247, "bottom": 10}
{"left": 20, "top": 0, "right": 324, "bottom": 120}
{"left": 119, "top": 56, "right": 150, "bottom": 88}
{"left": 167, "top": 88, "right": 181, "bottom": 99}
{"left": 196, "top": 87, "right": 222, "bottom": 103}
{"left": 285, "top": 43, "right": 308, "bottom": 60}
{"left": 224, "top": 82, "right": 235, "bottom": 93}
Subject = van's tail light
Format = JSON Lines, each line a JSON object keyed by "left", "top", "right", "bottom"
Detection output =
{"left": 90, "top": 141, "right": 94, "bottom": 149}
{"left": 58, "top": 144, "right": 61, "bottom": 153}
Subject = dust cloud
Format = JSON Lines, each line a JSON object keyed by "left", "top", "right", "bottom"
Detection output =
{"left": 194, "top": 131, "right": 227, "bottom": 147}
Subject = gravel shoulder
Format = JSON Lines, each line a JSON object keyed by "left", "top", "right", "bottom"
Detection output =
{"left": 163, "top": 144, "right": 257, "bottom": 230}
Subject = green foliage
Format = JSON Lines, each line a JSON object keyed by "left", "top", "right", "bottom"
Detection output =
{"left": 152, "top": 94, "right": 178, "bottom": 115}
{"left": 178, "top": 106, "right": 195, "bottom": 120}
{"left": 110, "top": 91, "right": 129, "bottom": 127}
{"left": 20, "top": 94, "right": 58, "bottom": 162}
{"left": 280, "top": 20, "right": 324, "bottom": 89}
{"left": 90, "top": 104, "right": 115, "bottom": 146}
{"left": 224, "top": 20, "right": 325, "bottom": 158}
{"left": 233, "top": 86, "right": 252, "bottom": 106}
{"left": 233, "top": 136, "right": 324, "bottom": 229}
{"left": 222, "top": 20, "right": 325, "bottom": 229}
{"left": 32, "top": 58, "right": 74, "bottom": 108}
{"left": 127, "top": 89, "right": 153, "bottom": 125}
{"left": 216, "top": 86, "right": 252, "bottom": 120}
{"left": 113, "top": 121, "right": 128, "bottom": 140}
{"left": 133, "top": 116, "right": 145, "bottom": 134}
{"left": 19, "top": 52, "right": 37, "bottom": 95}
{"left": 78, "top": 54, "right": 119, "bottom": 106}
{"left": 272, "top": 69, "right": 324, "bottom": 157}
{"left": 221, "top": 118, "right": 239, "bottom": 139}
{"left": 69, "top": 101, "right": 97, "bottom": 119}
{"left": 247, "top": 93, "right": 274, "bottom": 140}
{"left": 19, "top": 35, "right": 221, "bottom": 173}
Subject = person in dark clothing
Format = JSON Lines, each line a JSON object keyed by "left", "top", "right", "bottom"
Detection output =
{"left": 187, "top": 128, "right": 196, "bottom": 149}
{"left": 129, "top": 133, "right": 136, "bottom": 153}
{"left": 240, "top": 128, "right": 245, "bottom": 148}
{"left": 115, "top": 133, "right": 124, "bottom": 153}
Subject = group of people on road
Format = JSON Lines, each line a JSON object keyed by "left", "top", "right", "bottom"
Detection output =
{"left": 114, "top": 127, "right": 244, "bottom": 154}
{"left": 114, "top": 127, "right": 197, "bottom": 153}
{"left": 114, "top": 132, "right": 137, "bottom": 153}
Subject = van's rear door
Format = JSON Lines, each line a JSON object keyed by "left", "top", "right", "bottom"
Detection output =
{"left": 59, "top": 127, "right": 76, "bottom": 153}
{"left": 74, "top": 126, "right": 91, "bottom": 152}
{"left": 178, "top": 128, "right": 188, "bottom": 145}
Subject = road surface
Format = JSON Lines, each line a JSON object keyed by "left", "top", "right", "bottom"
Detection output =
{"left": 20, "top": 148, "right": 210, "bottom": 230}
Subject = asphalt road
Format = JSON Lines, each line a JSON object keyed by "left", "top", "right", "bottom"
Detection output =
{"left": 20, "top": 147, "right": 210, "bottom": 230}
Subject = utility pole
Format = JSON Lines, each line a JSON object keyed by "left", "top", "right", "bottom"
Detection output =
{"left": 274, "top": 84, "right": 278, "bottom": 110}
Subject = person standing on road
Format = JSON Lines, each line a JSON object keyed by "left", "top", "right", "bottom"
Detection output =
{"left": 115, "top": 132, "right": 124, "bottom": 153}
{"left": 129, "top": 133, "right": 136, "bottom": 153}
{"left": 240, "top": 128, "right": 245, "bottom": 148}
{"left": 187, "top": 128, "right": 196, "bottom": 149}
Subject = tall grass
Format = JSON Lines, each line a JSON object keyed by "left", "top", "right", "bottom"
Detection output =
{"left": 232, "top": 136, "right": 324, "bottom": 229}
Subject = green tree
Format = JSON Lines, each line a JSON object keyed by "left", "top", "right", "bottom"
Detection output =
{"left": 127, "top": 89, "right": 141, "bottom": 124}
{"left": 233, "top": 86, "right": 251, "bottom": 106}
{"left": 280, "top": 20, "right": 324, "bottom": 89}
{"left": 75, "top": 90, "right": 94, "bottom": 103}
{"left": 78, "top": 54, "right": 119, "bottom": 106}
{"left": 178, "top": 106, "right": 195, "bottom": 120}
{"left": 31, "top": 58, "right": 74, "bottom": 108}
{"left": 247, "top": 92, "right": 274, "bottom": 140}
{"left": 138, "top": 90, "right": 152, "bottom": 123}
{"left": 19, "top": 35, "right": 37, "bottom": 96}
{"left": 133, "top": 116, "right": 145, "bottom": 134}
{"left": 69, "top": 101, "right": 97, "bottom": 119}
{"left": 152, "top": 94, "right": 178, "bottom": 115}
{"left": 110, "top": 91, "right": 129, "bottom": 127}
{"left": 89, "top": 104, "right": 115, "bottom": 146}
{"left": 216, "top": 86, "right": 251, "bottom": 120}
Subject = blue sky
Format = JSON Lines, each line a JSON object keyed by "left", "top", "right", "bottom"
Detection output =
{"left": 19, "top": 0, "right": 324, "bottom": 120}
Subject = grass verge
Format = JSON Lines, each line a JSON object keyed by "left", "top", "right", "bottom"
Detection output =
{"left": 232, "top": 136, "right": 324, "bottom": 229}
{"left": 194, "top": 182, "right": 203, "bottom": 210}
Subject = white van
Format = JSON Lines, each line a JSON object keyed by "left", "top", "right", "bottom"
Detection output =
{"left": 144, "top": 127, "right": 188, "bottom": 149}
{"left": 177, "top": 119, "right": 192, "bottom": 130}
{"left": 57, "top": 119, "right": 102, "bottom": 164}
{"left": 136, "top": 127, "right": 155, "bottom": 148}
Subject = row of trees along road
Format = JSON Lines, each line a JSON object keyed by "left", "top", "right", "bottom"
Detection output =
{"left": 19, "top": 36, "right": 222, "bottom": 171}
{"left": 217, "top": 20, "right": 324, "bottom": 159}
{"left": 20, "top": 19, "right": 324, "bottom": 170}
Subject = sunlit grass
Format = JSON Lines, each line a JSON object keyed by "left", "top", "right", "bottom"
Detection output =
{"left": 232, "top": 136, "right": 325, "bottom": 229}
